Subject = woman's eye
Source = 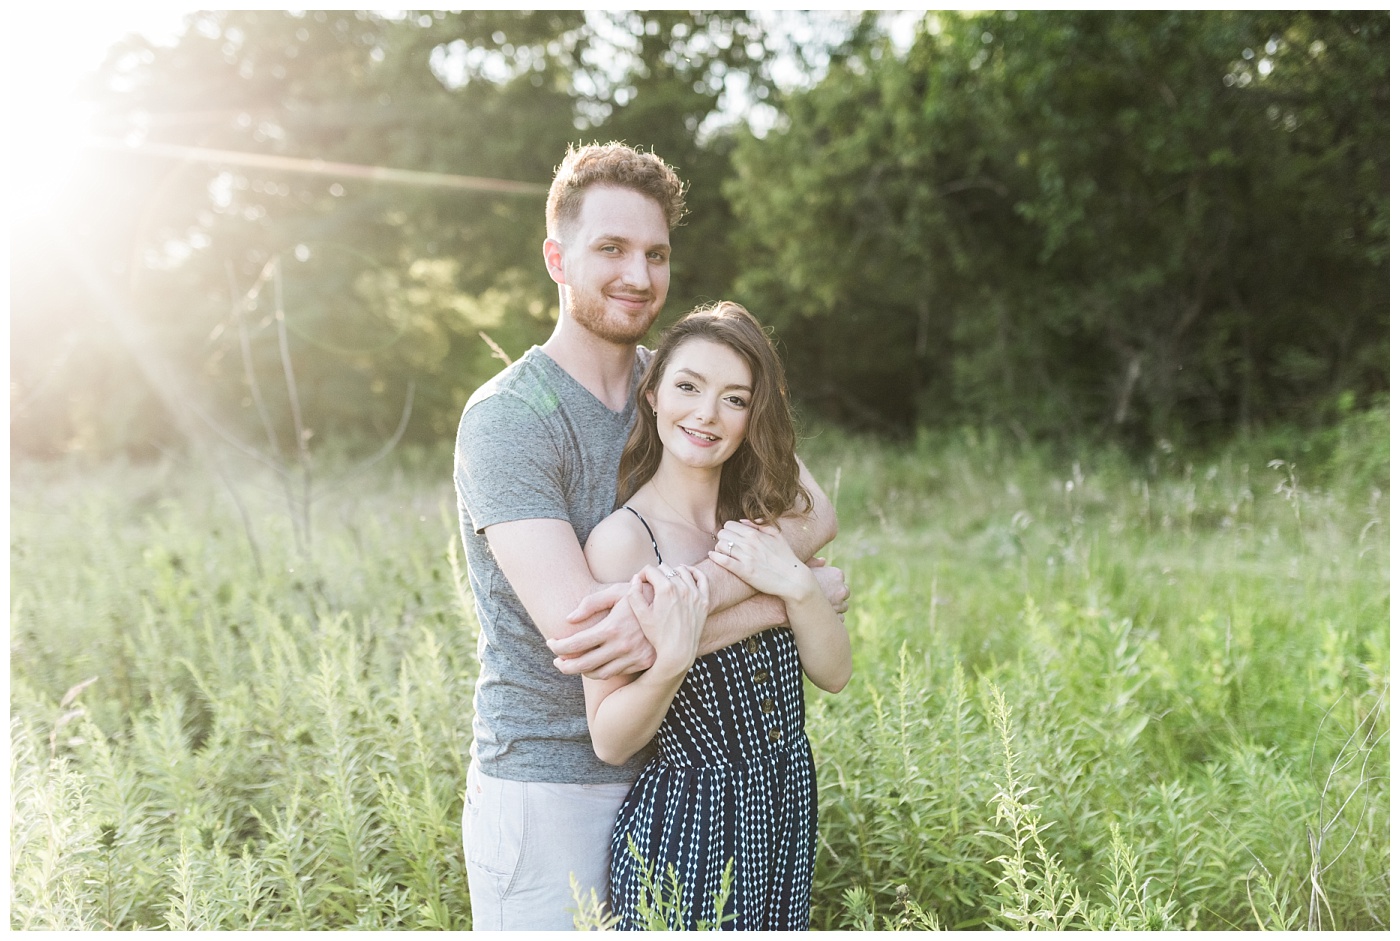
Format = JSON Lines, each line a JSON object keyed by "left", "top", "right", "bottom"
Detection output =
{"left": 726, "top": 396, "right": 749, "bottom": 409}
{"left": 676, "top": 382, "right": 696, "bottom": 392}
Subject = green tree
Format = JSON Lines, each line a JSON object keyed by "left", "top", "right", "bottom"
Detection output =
{"left": 729, "top": 10, "right": 1388, "bottom": 443}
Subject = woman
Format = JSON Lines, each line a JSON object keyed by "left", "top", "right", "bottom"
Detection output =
{"left": 580, "top": 301, "right": 852, "bottom": 930}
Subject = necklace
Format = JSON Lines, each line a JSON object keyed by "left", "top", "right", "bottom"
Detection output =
{"left": 646, "top": 482, "right": 718, "bottom": 540}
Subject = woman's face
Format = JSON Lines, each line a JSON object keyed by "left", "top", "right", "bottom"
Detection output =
{"left": 647, "top": 337, "right": 753, "bottom": 472}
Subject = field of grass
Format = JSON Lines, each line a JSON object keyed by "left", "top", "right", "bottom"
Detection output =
{"left": 9, "top": 420, "right": 1389, "bottom": 929}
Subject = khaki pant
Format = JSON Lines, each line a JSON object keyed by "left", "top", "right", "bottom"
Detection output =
{"left": 463, "top": 759, "right": 631, "bottom": 930}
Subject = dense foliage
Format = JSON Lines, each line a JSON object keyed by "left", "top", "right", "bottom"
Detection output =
{"left": 730, "top": 11, "right": 1388, "bottom": 440}
{"left": 10, "top": 419, "right": 1388, "bottom": 929}
{"left": 9, "top": 10, "right": 1388, "bottom": 459}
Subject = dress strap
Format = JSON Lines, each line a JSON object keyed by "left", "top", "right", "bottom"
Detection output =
{"left": 621, "top": 506, "right": 664, "bottom": 564}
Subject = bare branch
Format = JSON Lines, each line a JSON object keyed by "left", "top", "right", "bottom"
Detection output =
{"left": 320, "top": 381, "right": 418, "bottom": 498}
{"left": 479, "top": 330, "right": 514, "bottom": 366}
{"left": 274, "top": 259, "right": 314, "bottom": 553}
{"left": 230, "top": 259, "right": 287, "bottom": 463}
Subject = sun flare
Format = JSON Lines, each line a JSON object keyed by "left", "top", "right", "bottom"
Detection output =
{"left": 5, "top": 9, "right": 189, "bottom": 220}
{"left": 9, "top": 95, "right": 92, "bottom": 219}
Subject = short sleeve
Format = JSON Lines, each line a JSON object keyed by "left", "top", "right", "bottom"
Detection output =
{"left": 455, "top": 390, "right": 569, "bottom": 534}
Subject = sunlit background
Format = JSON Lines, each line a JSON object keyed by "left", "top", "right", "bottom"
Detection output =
{"left": 4, "top": 9, "right": 907, "bottom": 218}
{"left": 6, "top": 9, "right": 1388, "bottom": 464}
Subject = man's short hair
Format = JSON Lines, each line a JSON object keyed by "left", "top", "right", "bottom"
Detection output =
{"left": 546, "top": 142, "right": 688, "bottom": 239}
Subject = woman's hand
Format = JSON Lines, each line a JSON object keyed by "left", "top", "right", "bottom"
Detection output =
{"left": 710, "top": 519, "right": 852, "bottom": 694}
{"left": 626, "top": 563, "right": 708, "bottom": 679}
{"left": 708, "top": 519, "right": 818, "bottom": 605}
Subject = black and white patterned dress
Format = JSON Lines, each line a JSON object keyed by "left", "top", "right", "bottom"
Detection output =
{"left": 608, "top": 509, "right": 817, "bottom": 930}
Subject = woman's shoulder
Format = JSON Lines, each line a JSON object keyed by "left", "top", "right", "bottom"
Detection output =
{"left": 584, "top": 507, "right": 659, "bottom": 582}
{"left": 588, "top": 507, "right": 654, "bottom": 550}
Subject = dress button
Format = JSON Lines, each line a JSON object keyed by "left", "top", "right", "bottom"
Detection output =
{"left": 753, "top": 669, "right": 770, "bottom": 684}
{"left": 761, "top": 698, "right": 776, "bottom": 714}
{"left": 767, "top": 728, "right": 782, "bottom": 743}
{"left": 744, "top": 638, "right": 759, "bottom": 655}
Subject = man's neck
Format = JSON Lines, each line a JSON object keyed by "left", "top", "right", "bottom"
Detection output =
{"left": 540, "top": 321, "right": 638, "bottom": 412}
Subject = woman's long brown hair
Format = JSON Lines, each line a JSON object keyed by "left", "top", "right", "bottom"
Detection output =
{"left": 616, "top": 301, "right": 811, "bottom": 525}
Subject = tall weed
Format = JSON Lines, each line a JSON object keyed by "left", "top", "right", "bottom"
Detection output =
{"left": 10, "top": 428, "right": 1388, "bottom": 929}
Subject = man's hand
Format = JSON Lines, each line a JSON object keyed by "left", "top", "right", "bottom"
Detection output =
{"left": 547, "top": 577, "right": 658, "bottom": 680}
{"left": 808, "top": 557, "right": 850, "bottom": 616}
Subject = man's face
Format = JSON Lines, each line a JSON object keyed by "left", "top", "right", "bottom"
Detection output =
{"left": 556, "top": 186, "right": 671, "bottom": 345}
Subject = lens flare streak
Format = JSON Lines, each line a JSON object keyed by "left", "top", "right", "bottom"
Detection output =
{"left": 82, "top": 136, "right": 548, "bottom": 194}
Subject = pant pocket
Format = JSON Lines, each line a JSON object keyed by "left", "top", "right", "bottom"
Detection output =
{"left": 464, "top": 765, "right": 524, "bottom": 883}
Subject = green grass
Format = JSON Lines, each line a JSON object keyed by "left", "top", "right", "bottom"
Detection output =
{"left": 9, "top": 422, "right": 1389, "bottom": 929}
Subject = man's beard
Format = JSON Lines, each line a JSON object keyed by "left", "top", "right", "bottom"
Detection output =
{"left": 566, "top": 285, "right": 658, "bottom": 345}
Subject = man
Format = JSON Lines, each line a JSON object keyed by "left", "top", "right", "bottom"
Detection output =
{"left": 453, "top": 143, "right": 848, "bottom": 930}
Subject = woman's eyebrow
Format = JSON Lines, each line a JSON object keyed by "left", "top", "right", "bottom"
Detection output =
{"left": 674, "top": 367, "right": 752, "bottom": 392}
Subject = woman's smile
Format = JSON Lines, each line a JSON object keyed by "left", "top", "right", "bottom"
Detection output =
{"left": 679, "top": 425, "right": 720, "bottom": 446}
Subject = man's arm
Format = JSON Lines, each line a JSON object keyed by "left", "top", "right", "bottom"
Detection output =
{"left": 485, "top": 516, "right": 826, "bottom": 678}
{"left": 693, "top": 558, "right": 847, "bottom": 656}
{"left": 484, "top": 517, "right": 657, "bottom": 677}
{"left": 551, "top": 459, "right": 845, "bottom": 671}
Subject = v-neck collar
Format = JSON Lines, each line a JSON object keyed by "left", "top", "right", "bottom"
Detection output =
{"left": 531, "top": 345, "right": 643, "bottom": 421}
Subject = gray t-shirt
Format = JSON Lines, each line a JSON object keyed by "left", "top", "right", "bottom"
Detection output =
{"left": 454, "top": 344, "right": 654, "bottom": 784}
